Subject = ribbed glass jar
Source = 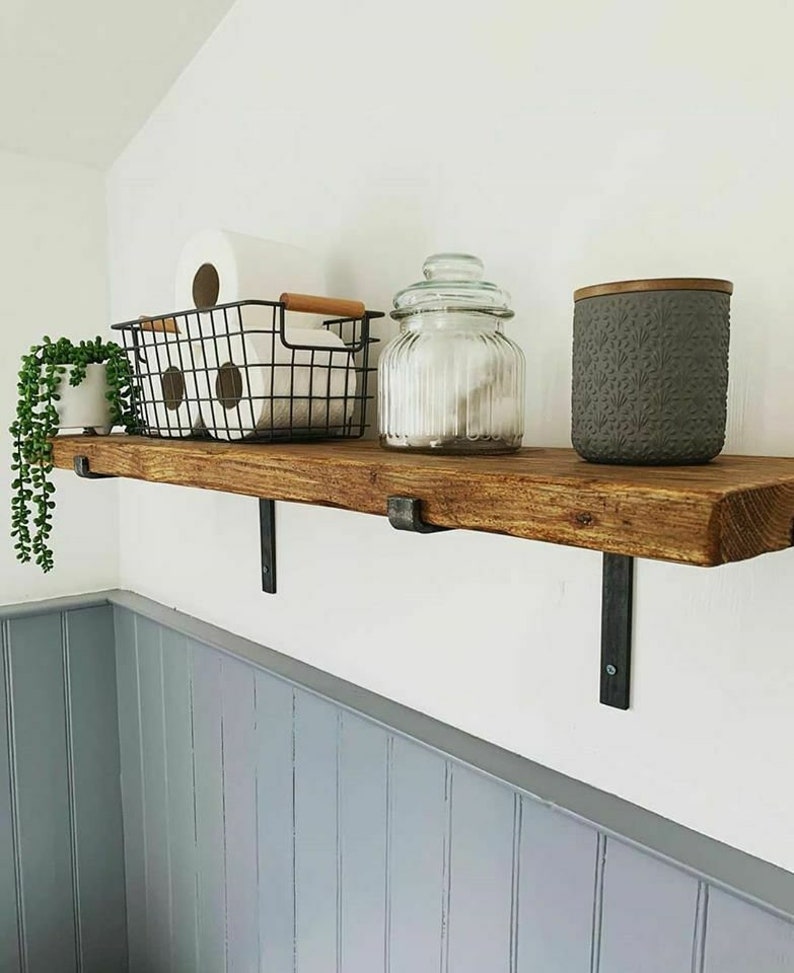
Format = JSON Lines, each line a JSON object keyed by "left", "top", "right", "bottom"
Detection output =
{"left": 379, "top": 254, "right": 525, "bottom": 454}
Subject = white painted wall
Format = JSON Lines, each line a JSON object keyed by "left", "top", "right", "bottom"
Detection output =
{"left": 0, "top": 149, "right": 118, "bottom": 605}
{"left": 107, "top": 0, "right": 794, "bottom": 869}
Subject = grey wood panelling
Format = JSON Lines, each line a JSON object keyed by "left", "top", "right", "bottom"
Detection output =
{"left": 0, "top": 605, "right": 125, "bottom": 973}
{"left": 4, "top": 595, "right": 794, "bottom": 973}
{"left": 387, "top": 736, "right": 448, "bottom": 973}
{"left": 518, "top": 797, "right": 599, "bottom": 971}
{"left": 65, "top": 606, "right": 127, "bottom": 972}
{"left": 114, "top": 608, "right": 146, "bottom": 973}
{"left": 191, "top": 640, "right": 227, "bottom": 973}
{"left": 338, "top": 714, "right": 388, "bottom": 973}
{"left": 221, "top": 656, "right": 259, "bottom": 973}
{"left": 9, "top": 613, "right": 77, "bottom": 973}
{"left": 705, "top": 888, "right": 794, "bottom": 972}
{"left": 446, "top": 765, "right": 516, "bottom": 973}
{"left": 108, "top": 587, "right": 794, "bottom": 926}
{"left": 0, "top": 622, "right": 22, "bottom": 973}
{"left": 161, "top": 627, "right": 198, "bottom": 973}
{"left": 255, "top": 672, "right": 295, "bottom": 972}
{"left": 293, "top": 690, "right": 340, "bottom": 973}
{"left": 137, "top": 616, "right": 171, "bottom": 971}
{"left": 599, "top": 837, "right": 701, "bottom": 973}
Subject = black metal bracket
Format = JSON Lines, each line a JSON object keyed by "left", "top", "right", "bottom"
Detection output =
{"left": 73, "top": 456, "right": 115, "bottom": 480}
{"left": 259, "top": 499, "right": 277, "bottom": 594}
{"left": 387, "top": 496, "right": 450, "bottom": 534}
{"left": 600, "top": 553, "right": 635, "bottom": 709}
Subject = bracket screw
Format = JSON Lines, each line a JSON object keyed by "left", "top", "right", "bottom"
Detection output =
{"left": 605, "top": 664, "right": 617, "bottom": 676}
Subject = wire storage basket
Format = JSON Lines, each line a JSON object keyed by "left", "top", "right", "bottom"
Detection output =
{"left": 112, "top": 296, "right": 382, "bottom": 442}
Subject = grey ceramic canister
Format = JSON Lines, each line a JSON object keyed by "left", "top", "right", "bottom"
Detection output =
{"left": 571, "top": 278, "right": 733, "bottom": 465}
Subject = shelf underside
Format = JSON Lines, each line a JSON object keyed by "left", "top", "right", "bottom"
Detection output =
{"left": 51, "top": 436, "right": 794, "bottom": 566}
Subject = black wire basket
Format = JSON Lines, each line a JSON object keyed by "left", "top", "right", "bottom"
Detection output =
{"left": 112, "top": 297, "right": 382, "bottom": 442}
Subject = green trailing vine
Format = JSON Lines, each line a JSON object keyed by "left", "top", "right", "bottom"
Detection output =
{"left": 10, "top": 336, "right": 138, "bottom": 573}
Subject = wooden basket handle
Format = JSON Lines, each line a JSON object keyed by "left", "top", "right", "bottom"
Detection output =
{"left": 280, "top": 293, "right": 366, "bottom": 319}
{"left": 139, "top": 314, "right": 180, "bottom": 334}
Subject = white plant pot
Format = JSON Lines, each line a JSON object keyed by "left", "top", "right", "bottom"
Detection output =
{"left": 56, "top": 363, "right": 113, "bottom": 435}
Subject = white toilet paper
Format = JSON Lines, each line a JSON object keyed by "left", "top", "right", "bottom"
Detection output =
{"left": 174, "top": 229, "right": 325, "bottom": 329}
{"left": 138, "top": 331, "right": 205, "bottom": 437}
{"left": 197, "top": 327, "right": 356, "bottom": 440}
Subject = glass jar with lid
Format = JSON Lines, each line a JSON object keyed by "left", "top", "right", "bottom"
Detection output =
{"left": 378, "top": 253, "right": 525, "bottom": 453}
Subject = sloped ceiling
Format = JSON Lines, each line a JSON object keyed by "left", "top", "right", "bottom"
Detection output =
{"left": 0, "top": 0, "right": 238, "bottom": 168}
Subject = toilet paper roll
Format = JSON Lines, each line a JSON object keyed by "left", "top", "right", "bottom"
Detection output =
{"left": 174, "top": 229, "right": 326, "bottom": 330}
{"left": 138, "top": 331, "right": 205, "bottom": 437}
{"left": 197, "top": 327, "right": 357, "bottom": 440}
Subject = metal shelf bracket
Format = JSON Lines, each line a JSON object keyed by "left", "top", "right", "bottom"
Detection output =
{"left": 600, "top": 553, "right": 635, "bottom": 709}
{"left": 73, "top": 455, "right": 115, "bottom": 480}
{"left": 70, "top": 456, "right": 633, "bottom": 694}
{"left": 387, "top": 496, "right": 450, "bottom": 534}
{"left": 259, "top": 499, "right": 277, "bottom": 594}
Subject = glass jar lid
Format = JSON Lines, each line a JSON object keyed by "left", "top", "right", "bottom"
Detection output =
{"left": 391, "top": 253, "right": 514, "bottom": 320}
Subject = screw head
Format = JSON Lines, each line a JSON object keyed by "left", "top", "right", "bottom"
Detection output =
{"left": 605, "top": 664, "right": 617, "bottom": 676}
{"left": 262, "top": 565, "right": 269, "bottom": 574}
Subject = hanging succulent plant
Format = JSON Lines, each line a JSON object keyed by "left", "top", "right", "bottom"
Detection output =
{"left": 10, "top": 336, "right": 137, "bottom": 572}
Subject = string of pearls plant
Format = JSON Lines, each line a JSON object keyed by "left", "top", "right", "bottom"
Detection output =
{"left": 10, "top": 336, "right": 137, "bottom": 573}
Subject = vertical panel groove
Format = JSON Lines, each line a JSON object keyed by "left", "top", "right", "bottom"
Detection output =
{"left": 133, "top": 615, "right": 149, "bottom": 958}
{"left": 188, "top": 647, "right": 201, "bottom": 972}
{"left": 253, "top": 676, "right": 262, "bottom": 973}
{"left": 589, "top": 833, "right": 607, "bottom": 973}
{"left": 383, "top": 735, "right": 393, "bottom": 973}
{"left": 439, "top": 761, "right": 453, "bottom": 973}
{"left": 219, "top": 659, "right": 229, "bottom": 973}
{"left": 71, "top": 605, "right": 128, "bottom": 971}
{"left": 291, "top": 689, "right": 297, "bottom": 973}
{"left": 336, "top": 712, "right": 343, "bottom": 973}
{"left": 509, "top": 794, "right": 523, "bottom": 973}
{"left": 692, "top": 882, "right": 709, "bottom": 973}
{"left": 61, "top": 612, "right": 83, "bottom": 973}
{"left": 2, "top": 620, "right": 26, "bottom": 973}
{"left": 159, "top": 634, "right": 174, "bottom": 972}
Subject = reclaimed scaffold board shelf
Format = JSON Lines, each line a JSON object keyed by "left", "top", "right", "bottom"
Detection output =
{"left": 51, "top": 435, "right": 794, "bottom": 567}
{"left": 52, "top": 435, "right": 794, "bottom": 710}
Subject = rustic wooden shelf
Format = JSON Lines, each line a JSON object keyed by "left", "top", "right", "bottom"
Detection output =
{"left": 51, "top": 435, "right": 794, "bottom": 567}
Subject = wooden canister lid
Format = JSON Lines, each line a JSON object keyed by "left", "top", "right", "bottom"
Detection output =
{"left": 573, "top": 277, "right": 734, "bottom": 302}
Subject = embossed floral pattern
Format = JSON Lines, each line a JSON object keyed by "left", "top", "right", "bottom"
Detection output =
{"left": 572, "top": 290, "right": 730, "bottom": 464}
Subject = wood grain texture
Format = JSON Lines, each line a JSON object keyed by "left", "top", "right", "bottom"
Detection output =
{"left": 573, "top": 277, "right": 734, "bottom": 301}
{"left": 280, "top": 291, "right": 366, "bottom": 318}
{"left": 51, "top": 435, "right": 794, "bottom": 565}
{"left": 139, "top": 314, "right": 179, "bottom": 333}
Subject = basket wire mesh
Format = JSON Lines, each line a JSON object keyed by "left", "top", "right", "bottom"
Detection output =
{"left": 112, "top": 299, "right": 381, "bottom": 442}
